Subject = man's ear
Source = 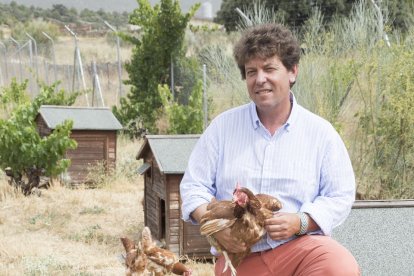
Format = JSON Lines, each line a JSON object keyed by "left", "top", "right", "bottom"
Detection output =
{"left": 289, "top": 64, "right": 299, "bottom": 87}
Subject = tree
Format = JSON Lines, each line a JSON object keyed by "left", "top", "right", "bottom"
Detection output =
{"left": 113, "top": 0, "right": 200, "bottom": 137}
{"left": 158, "top": 80, "right": 204, "bottom": 134}
{"left": 215, "top": 0, "right": 356, "bottom": 32}
{"left": 11, "top": 19, "right": 60, "bottom": 51}
{"left": 215, "top": 0, "right": 252, "bottom": 32}
{"left": 0, "top": 80, "right": 78, "bottom": 195}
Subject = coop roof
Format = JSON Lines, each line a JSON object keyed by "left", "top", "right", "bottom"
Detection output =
{"left": 38, "top": 105, "right": 123, "bottom": 130}
{"left": 332, "top": 200, "right": 414, "bottom": 275}
{"left": 136, "top": 135, "right": 200, "bottom": 174}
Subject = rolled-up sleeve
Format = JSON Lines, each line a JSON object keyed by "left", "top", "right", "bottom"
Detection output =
{"left": 300, "top": 131, "right": 356, "bottom": 235}
{"left": 180, "top": 122, "right": 219, "bottom": 223}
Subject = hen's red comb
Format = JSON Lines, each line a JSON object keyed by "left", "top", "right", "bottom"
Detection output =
{"left": 235, "top": 182, "right": 241, "bottom": 190}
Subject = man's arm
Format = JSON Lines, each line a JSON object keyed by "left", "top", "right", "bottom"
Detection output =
{"left": 190, "top": 203, "right": 209, "bottom": 223}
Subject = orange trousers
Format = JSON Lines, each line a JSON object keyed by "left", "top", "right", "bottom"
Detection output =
{"left": 215, "top": 235, "right": 360, "bottom": 276}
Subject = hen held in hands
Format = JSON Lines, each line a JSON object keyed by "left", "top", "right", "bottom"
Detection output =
{"left": 200, "top": 183, "right": 282, "bottom": 276}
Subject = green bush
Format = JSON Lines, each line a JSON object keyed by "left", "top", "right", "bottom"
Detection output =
{"left": 11, "top": 19, "right": 60, "bottom": 52}
{"left": 353, "top": 44, "right": 414, "bottom": 198}
{"left": 0, "top": 80, "right": 78, "bottom": 195}
{"left": 158, "top": 80, "right": 204, "bottom": 134}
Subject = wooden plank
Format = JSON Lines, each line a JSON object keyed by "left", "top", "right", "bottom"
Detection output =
{"left": 169, "top": 201, "right": 179, "bottom": 209}
{"left": 169, "top": 218, "right": 180, "bottom": 227}
{"left": 66, "top": 165, "right": 94, "bottom": 171}
{"left": 170, "top": 235, "right": 179, "bottom": 243}
{"left": 183, "top": 223, "right": 203, "bottom": 235}
{"left": 169, "top": 244, "right": 180, "bottom": 255}
{"left": 169, "top": 191, "right": 180, "bottom": 201}
{"left": 183, "top": 237, "right": 210, "bottom": 251}
{"left": 169, "top": 209, "right": 180, "bottom": 218}
{"left": 353, "top": 200, "right": 414, "bottom": 209}
{"left": 68, "top": 146, "right": 104, "bottom": 153}
{"left": 170, "top": 226, "right": 179, "bottom": 235}
{"left": 179, "top": 205, "right": 184, "bottom": 256}
{"left": 67, "top": 154, "right": 105, "bottom": 161}
{"left": 167, "top": 177, "right": 180, "bottom": 191}
{"left": 72, "top": 140, "right": 105, "bottom": 146}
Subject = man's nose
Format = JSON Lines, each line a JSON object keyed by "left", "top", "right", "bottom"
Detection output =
{"left": 256, "top": 70, "right": 266, "bottom": 85}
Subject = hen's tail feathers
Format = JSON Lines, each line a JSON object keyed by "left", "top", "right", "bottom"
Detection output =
{"left": 120, "top": 237, "right": 135, "bottom": 252}
{"left": 171, "top": 262, "right": 192, "bottom": 275}
{"left": 222, "top": 251, "right": 237, "bottom": 276}
{"left": 141, "top": 226, "right": 153, "bottom": 250}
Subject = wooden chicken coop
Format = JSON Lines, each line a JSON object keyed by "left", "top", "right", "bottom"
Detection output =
{"left": 136, "top": 134, "right": 211, "bottom": 258}
{"left": 36, "top": 105, "right": 123, "bottom": 184}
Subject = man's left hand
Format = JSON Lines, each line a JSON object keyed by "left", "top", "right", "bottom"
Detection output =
{"left": 264, "top": 212, "right": 301, "bottom": 240}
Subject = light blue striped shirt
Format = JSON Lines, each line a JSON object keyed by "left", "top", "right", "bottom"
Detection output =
{"left": 180, "top": 94, "right": 356, "bottom": 253}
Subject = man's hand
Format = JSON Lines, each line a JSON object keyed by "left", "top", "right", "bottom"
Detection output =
{"left": 213, "top": 228, "right": 247, "bottom": 253}
{"left": 190, "top": 203, "right": 209, "bottom": 223}
{"left": 264, "top": 212, "right": 301, "bottom": 240}
{"left": 265, "top": 212, "right": 320, "bottom": 240}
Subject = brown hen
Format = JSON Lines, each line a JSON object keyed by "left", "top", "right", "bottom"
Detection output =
{"left": 121, "top": 226, "right": 192, "bottom": 276}
{"left": 200, "top": 184, "right": 282, "bottom": 276}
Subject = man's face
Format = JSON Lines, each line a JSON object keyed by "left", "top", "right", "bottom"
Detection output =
{"left": 245, "top": 55, "right": 298, "bottom": 114}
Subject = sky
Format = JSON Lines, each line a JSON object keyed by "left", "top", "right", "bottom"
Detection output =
{"left": 0, "top": 0, "right": 223, "bottom": 14}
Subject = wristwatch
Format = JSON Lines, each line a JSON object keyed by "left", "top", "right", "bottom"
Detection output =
{"left": 295, "top": 212, "right": 309, "bottom": 236}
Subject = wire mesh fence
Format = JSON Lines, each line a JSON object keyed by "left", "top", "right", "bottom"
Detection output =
{"left": 0, "top": 34, "right": 128, "bottom": 107}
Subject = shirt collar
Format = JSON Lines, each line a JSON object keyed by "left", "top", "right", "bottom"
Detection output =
{"left": 249, "top": 92, "right": 299, "bottom": 131}
{"left": 286, "top": 92, "right": 299, "bottom": 131}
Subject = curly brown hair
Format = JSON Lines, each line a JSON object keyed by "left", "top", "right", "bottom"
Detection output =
{"left": 233, "top": 23, "right": 301, "bottom": 80}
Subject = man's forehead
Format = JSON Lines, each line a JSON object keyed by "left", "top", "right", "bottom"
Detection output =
{"left": 245, "top": 55, "right": 281, "bottom": 66}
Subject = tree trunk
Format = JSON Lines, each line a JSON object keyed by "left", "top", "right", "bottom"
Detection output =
{"left": 6, "top": 167, "right": 50, "bottom": 196}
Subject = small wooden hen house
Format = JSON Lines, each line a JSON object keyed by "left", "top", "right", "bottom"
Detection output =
{"left": 136, "top": 135, "right": 211, "bottom": 258}
{"left": 36, "top": 105, "right": 123, "bottom": 184}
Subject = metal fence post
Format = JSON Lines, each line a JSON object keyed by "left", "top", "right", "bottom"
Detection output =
{"left": 25, "top": 33, "right": 39, "bottom": 82}
{"left": 10, "top": 37, "right": 23, "bottom": 82}
{"left": 42, "top": 31, "right": 58, "bottom": 86}
{"left": 92, "top": 60, "right": 105, "bottom": 107}
{"left": 203, "top": 64, "right": 208, "bottom": 130}
{"left": 65, "top": 25, "right": 89, "bottom": 106}
{"left": 0, "top": 42, "right": 8, "bottom": 84}
{"left": 104, "top": 21, "right": 123, "bottom": 103}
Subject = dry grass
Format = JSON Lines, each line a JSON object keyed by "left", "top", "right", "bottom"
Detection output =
{"left": 0, "top": 137, "right": 214, "bottom": 275}
{"left": 54, "top": 35, "right": 133, "bottom": 65}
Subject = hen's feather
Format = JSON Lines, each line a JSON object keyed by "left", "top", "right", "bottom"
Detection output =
{"left": 120, "top": 237, "right": 148, "bottom": 276}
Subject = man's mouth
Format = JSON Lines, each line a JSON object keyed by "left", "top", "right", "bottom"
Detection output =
{"left": 255, "top": 89, "right": 272, "bottom": 94}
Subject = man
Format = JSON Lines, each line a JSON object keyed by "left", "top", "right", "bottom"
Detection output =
{"left": 180, "top": 23, "right": 360, "bottom": 275}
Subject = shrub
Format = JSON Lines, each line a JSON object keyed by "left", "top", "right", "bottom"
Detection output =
{"left": 0, "top": 80, "right": 78, "bottom": 195}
